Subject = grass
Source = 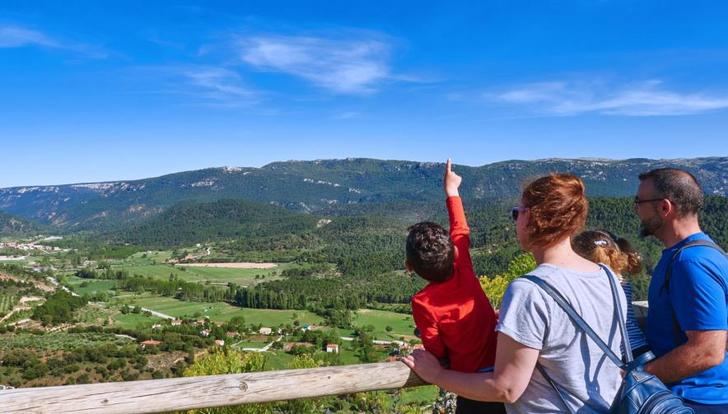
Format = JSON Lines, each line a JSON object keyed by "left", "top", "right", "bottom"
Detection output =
{"left": 111, "top": 262, "right": 292, "bottom": 287}
{"left": 337, "top": 342, "right": 364, "bottom": 365}
{"left": 263, "top": 351, "right": 296, "bottom": 370}
{"left": 114, "top": 294, "right": 324, "bottom": 326}
{"left": 65, "top": 277, "right": 117, "bottom": 296}
{"left": 351, "top": 309, "right": 416, "bottom": 341}
{"left": 113, "top": 312, "right": 162, "bottom": 330}
{"left": 231, "top": 340, "right": 270, "bottom": 348}
{"left": 126, "top": 250, "right": 174, "bottom": 264}
{"left": 398, "top": 385, "right": 439, "bottom": 405}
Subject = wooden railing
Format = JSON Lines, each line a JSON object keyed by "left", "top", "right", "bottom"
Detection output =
{"left": 0, "top": 361, "right": 426, "bottom": 414}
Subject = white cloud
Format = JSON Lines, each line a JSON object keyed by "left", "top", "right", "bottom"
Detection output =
{"left": 181, "top": 67, "right": 257, "bottom": 101}
{"left": 0, "top": 25, "right": 58, "bottom": 48}
{"left": 133, "top": 65, "right": 259, "bottom": 107}
{"left": 237, "top": 34, "right": 391, "bottom": 94}
{"left": 0, "top": 24, "right": 107, "bottom": 58}
{"left": 493, "top": 80, "right": 728, "bottom": 116}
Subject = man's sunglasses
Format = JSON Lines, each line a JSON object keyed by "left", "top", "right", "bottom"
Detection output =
{"left": 511, "top": 207, "right": 527, "bottom": 221}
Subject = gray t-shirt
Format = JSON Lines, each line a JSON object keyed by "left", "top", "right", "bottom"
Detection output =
{"left": 496, "top": 263, "right": 626, "bottom": 414}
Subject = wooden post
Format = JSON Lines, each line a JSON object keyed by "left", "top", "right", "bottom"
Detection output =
{"left": 0, "top": 362, "right": 426, "bottom": 414}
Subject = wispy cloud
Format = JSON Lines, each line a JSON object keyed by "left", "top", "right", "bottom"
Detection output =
{"left": 0, "top": 25, "right": 58, "bottom": 48}
{"left": 181, "top": 67, "right": 256, "bottom": 100}
{"left": 132, "top": 65, "right": 259, "bottom": 107}
{"left": 492, "top": 80, "right": 728, "bottom": 116}
{"left": 0, "top": 24, "right": 108, "bottom": 58}
{"left": 236, "top": 34, "right": 392, "bottom": 94}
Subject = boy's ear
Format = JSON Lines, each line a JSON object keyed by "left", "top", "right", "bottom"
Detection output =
{"left": 405, "top": 260, "right": 414, "bottom": 272}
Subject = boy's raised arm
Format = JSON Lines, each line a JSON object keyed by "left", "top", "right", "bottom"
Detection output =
{"left": 444, "top": 159, "right": 470, "bottom": 249}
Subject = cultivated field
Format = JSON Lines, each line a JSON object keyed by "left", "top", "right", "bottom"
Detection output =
{"left": 113, "top": 295, "right": 324, "bottom": 326}
{"left": 111, "top": 263, "right": 289, "bottom": 287}
{"left": 65, "top": 277, "right": 116, "bottom": 296}
{"left": 180, "top": 262, "right": 278, "bottom": 269}
{"left": 0, "top": 294, "right": 17, "bottom": 314}
{"left": 352, "top": 309, "right": 416, "bottom": 340}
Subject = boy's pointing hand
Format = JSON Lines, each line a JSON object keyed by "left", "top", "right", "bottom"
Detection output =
{"left": 444, "top": 159, "right": 461, "bottom": 197}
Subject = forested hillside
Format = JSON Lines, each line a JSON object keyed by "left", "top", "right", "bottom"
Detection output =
{"left": 0, "top": 211, "right": 41, "bottom": 236}
{"left": 1, "top": 157, "right": 726, "bottom": 232}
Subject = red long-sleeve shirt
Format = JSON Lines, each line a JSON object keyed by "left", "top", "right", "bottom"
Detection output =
{"left": 411, "top": 196, "right": 498, "bottom": 372}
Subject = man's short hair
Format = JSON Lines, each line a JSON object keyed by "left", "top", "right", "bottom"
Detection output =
{"left": 638, "top": 168, "right": 704, "bottom": 216}
{"left": 406, "top": 222, "right": 454, "bottom": 282}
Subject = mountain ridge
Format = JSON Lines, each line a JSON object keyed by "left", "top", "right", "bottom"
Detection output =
{"left": 1, "top": 157, "right": 726, "bottom": 232}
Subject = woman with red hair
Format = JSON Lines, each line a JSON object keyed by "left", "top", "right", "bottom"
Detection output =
{"left": 403, "top": 173, "right": 627, "bottom": 413}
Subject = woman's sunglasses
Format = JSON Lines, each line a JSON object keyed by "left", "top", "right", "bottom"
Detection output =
{"left": 511, "top": 207, "right": 527, "bottom": 221}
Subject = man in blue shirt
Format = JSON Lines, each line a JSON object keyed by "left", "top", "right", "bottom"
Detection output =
{"left": 635, "top": 168, "right": 728, "bottom": 413}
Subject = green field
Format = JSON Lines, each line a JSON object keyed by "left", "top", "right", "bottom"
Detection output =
{"left": 111, "top": 262, "right": 290, "bottom": 287}
{"left": 351, "top": 309, "right": 416, "bottom": 340}
{"left": 65, "top": 277, "right": 117, "bottom": 296}
{"left": 113, "top": 312, "right": 162, "bottom": 330}
{"left": 263, "top": 351, "right": 297, "bottom": 370}
{"left": 126, "top": 250, "right": 174, "bottom": 264}
{"left": 398, "top": 385, "right": 439, "bottom": 405}
{"left": 114, "top": 295, "right": 324, "bottom": 326}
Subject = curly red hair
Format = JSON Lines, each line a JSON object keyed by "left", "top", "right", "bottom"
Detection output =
{"left": 522, "top": 173, "right": 588, "bottom": 248}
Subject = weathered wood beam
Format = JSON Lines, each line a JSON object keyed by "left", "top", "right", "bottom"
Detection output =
{"left": 0, "top": 361, "right": 426, "bottom": 414}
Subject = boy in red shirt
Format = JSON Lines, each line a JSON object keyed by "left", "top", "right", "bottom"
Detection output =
{"left": 406, "top": 159, "right": 502, "bottom": 414}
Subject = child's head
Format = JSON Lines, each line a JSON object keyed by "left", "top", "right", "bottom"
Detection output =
{"left": 406, "top": 222, "right": 455, "bottom": 282}
{"left": 572, "top": 230, "right": 642, "bottom": 277}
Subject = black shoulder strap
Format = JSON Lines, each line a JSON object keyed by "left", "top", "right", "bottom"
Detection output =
{"left": 663, "top": 239, "right": 727, "bottom": 344}
{"left": 663, "top": 239, "right": 726, "bottom": 293}
{"left": 522, "top": 273, "right": 625, "bottom": 367}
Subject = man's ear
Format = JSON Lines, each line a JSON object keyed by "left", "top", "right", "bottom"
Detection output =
{"left": 660, "top": 199, "right": 674, "bottom": 217}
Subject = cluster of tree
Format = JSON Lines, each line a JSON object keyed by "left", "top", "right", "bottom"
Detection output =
{"left": 0, "top": 338, "right": 150, "bottom": 384}
{"left": 290, "top": 329, "right": 343, "bottom": 348}
{"left": 0, "top": 210, "right": 42, "bottom": 235}
{"left": 117, "top": 199, "right": 319, "bottom": 248}
{"left": 117, "top": 274, "right": 231, "bottom": 302}
{"left": 232, "top": 272, "right": 424, "bottom": 311}
{"left": 75, "top": 267, "right": 129, "bottom": 280}
{"left": 280, "top": 263, "right": 335, "bottom": 278}
{"left": 0, "top": 278, "right": 43, "bottom": 297}
{"left": 31, "top": 290, "right": 87, "bottom": 325}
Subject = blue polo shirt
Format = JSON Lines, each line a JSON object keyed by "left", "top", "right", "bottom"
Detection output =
{"left": 646, "top": 232, "right": 728, "bottom": 404}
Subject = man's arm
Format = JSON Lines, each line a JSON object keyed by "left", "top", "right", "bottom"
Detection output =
{"left": 647, "top": 258, "right": 727, "bottom": 382}
{"left": 645, "top": 330, "right": 726, "bottom": 383}
{"left": 402, "top": 332, "right": 539, "bottom": 403}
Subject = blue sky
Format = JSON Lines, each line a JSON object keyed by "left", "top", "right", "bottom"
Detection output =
{"left": 1, "top": 1, "right": 728, "bottom": 187}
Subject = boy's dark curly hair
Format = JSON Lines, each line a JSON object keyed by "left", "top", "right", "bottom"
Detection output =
{"left": 406, "top": 221, "right": 455, "bottom": 282}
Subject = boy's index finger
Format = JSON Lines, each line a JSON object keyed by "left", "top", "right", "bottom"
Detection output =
{"left": 446, "top": 158, "right": 452, "bottom": 173}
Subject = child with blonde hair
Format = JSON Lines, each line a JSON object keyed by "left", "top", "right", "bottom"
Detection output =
{"left": 572, "top": 230, "right": 650, "bottom": 356}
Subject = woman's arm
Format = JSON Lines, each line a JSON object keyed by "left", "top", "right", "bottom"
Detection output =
{"left": 402, "top": 332, "right": 539, "bottom": 403}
